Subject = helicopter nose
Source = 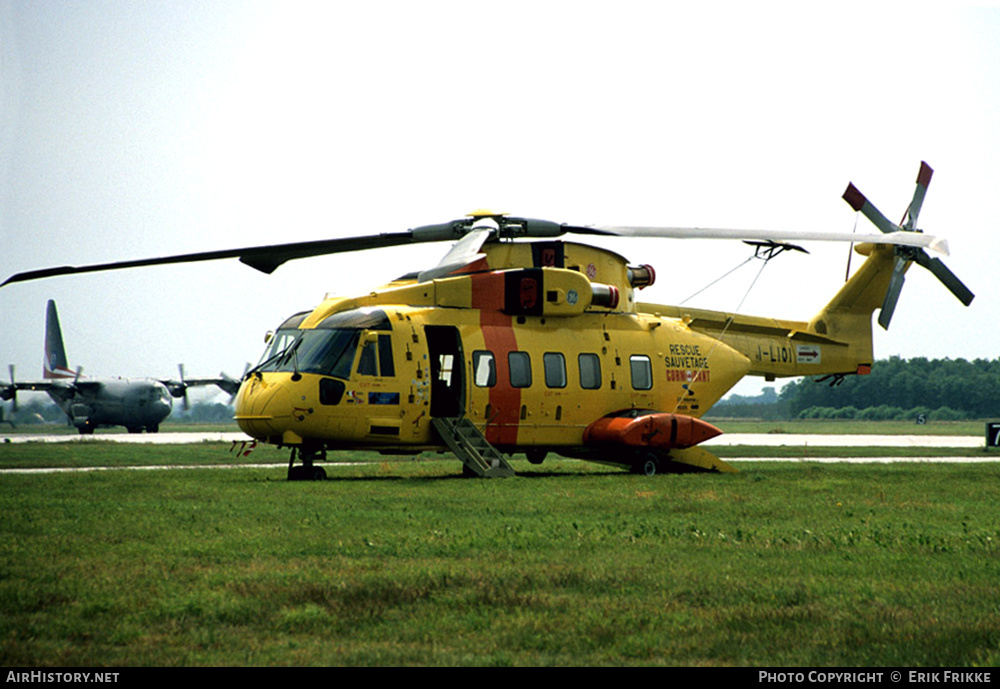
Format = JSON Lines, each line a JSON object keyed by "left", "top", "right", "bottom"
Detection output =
{"left": 235, "top": 375, "right": 293, "bottom": 440}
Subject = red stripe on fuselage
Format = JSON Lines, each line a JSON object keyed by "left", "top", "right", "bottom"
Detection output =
{"left": 479, "top": 312, "right": 521, "bottom": 446}
{"left": 471, "top": 273, "right": 521, "bottom": 447}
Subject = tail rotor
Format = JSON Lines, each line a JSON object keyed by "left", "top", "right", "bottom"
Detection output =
{"left": 842, "top": 161, "right": 974, "bottom": 329}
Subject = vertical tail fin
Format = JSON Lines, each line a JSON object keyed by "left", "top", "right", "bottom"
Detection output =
{"left": 806, "top": 244, "right": 895, "bottom": 370}
{"left": 43, "top": 300, "right": 74, "bottom": 379}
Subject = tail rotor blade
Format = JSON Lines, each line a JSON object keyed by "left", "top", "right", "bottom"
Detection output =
{"left": 914, "top": 251, "right": 975, "bottom": 306}
{"left": 878, "top": 257, "right": 908, "bottom": 330}
{"left": 903, "top": 161, "right": 934, "bottom": 230}
{"left": 843, "top": 183, "right": 902, "bottom": 235}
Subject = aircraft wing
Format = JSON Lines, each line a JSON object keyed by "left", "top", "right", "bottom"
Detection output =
{"left": 0, "top": 379, "right": 79, "bottom": 404}
{"left": 159, "top": 376, "right": 242, "bottom": 398}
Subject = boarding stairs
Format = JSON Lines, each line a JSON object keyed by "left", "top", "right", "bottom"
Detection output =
{"left": 431, "top": 416, "right": 516, "bottom": 478}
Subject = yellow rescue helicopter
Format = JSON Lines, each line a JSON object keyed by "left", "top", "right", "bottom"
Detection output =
{"left": 2, "top": 163, "right": 973, "bottom": 479}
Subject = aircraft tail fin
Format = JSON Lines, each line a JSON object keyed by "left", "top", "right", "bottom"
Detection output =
{"left": 43, "top": 300, "right": 75, "bottom": 379}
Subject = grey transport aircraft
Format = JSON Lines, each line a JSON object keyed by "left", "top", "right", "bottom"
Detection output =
{"left": 1, "top": 300, "right": 240, "bottom": 434}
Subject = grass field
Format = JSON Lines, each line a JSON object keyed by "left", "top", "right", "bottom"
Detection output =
{"left": 3, "top": 417, "right": 992, "bottom": 436}
{"left": 1, "top": 438, "right": 998, "bottom": 667}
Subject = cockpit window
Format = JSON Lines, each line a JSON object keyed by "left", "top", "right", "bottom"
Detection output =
{"left": 256, "top": 328, "right": 360, "bottom": 378}
{"left": 317, "top": 308, "right": 392, "bottom": 331}
{"left": 254, "top": 308, "right": 392, "bottom": 379}
{"left": 356, "top": 334, "right": 395, "bottom": 377}
{"left": 277, "top": 311, "right": 310, "bottom": 330}
{"left": 358, "top": 340, "right": 377, "bottom": 375}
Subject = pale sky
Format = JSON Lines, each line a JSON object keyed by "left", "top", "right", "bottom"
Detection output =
{"left": 1, "top": 1, "right": 998, "bottom": 404}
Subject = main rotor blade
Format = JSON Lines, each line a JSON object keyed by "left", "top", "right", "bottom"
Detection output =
{"left": 568, "top": 225, "right": 948, "bottom": 255}
{"left": 914, "top": 250, "right": 975, "bottom": 306}
{"left": 2, "top": 213, "right": 952, "bottom": 289}
{"left": 842, "top": 183, "right": 902, "bottom": 235}
{"left": 903, "top": 161, "right": 933, "bottom": 230}
{"left": 2, "top": 230, "right": 427, "bottom": 287}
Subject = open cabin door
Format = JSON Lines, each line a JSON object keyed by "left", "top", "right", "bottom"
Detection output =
{"left": 425, "top": 325, "right": 465, "bottom": 418}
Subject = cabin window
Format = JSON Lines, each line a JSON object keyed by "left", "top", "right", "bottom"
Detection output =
{"left": 579, "top": 353, "right": 602, "bottom": 389}
{"left": 509, "top": 351, "right": 532, "bottom": 388}
{"left": 543, "top": 352, "right": 567, "bottom": 389}
{"left": 630, "top": 355, "right": 653, "bottom": 390}
{"left": 473, "top": 351, "right": 496, "bottom": 387}
{"left": 319, "top": 378, "right": 346, "bottom": 405}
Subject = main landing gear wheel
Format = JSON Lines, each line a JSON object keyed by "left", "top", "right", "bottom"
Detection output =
{"left": 526, "top": 449, "right": 547, "bottom": 465}
{"left": 632, "top": 453, "right": 661, "bottom": 476}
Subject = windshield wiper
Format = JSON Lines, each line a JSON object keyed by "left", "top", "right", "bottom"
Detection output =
{"left": 247, "top": 335, "right": 303, "bottom": 378}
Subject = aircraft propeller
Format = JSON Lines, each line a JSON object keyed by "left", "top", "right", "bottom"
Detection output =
{"left": 217, "top": 363, "right": 249, "bottom": 405}
{"left": 178, "top": 364, "right": 190, "bottom": 411}
{"left": 842, "top": 161, "right": 974, "bottom": 329}
{"left": 162, "top": 364, "right": 190, "bottom": 408}
{"left": 4, "top": 365, "right": 18, "bottom": 412}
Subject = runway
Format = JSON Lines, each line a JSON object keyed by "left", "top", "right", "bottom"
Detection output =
{"left": 2, "top": 431, "right": 252, "bottom": 444}
{"left": 1, "top": 429, "right": 993, "bottom": 474}
{"left": 2, "top": 431, "right": 986, "bottom": 448}
{"left": 704, "top": 433, "right": 985, "bottom": 448}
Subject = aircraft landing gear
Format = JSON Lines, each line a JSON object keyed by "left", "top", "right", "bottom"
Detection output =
{"left": 631, "top": 452, "right": 662, "bottom": 477}
{"left": 288, "top": 465, "right": 327, "bottom": 481}
{"left": 287, "top": 445, "right": 327, "bottom": 481}
{"left": 526, "top": 449, "right": 547, "bottom": 465}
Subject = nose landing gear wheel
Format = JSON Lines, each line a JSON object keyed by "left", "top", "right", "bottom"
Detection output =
{"left": 287, "top": 447, "right": 327, "bottom": 481}
{"left": 287, "top": 465, "right": 327, "bottom": 481}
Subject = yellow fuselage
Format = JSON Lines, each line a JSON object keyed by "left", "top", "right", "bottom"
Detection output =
{"left": 234, "top": 241, "right": 749, "bottom": 454}
{"left": 234, "top": 240, "right": 889, "bottom": 459}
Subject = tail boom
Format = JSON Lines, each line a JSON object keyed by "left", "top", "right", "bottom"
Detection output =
{"left": 639, "top": 245, "right": 904, "bottom": 383}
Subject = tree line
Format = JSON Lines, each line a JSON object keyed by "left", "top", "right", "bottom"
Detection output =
{"left": 711, "top": 356, "right": 1000, "bottom": 421}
